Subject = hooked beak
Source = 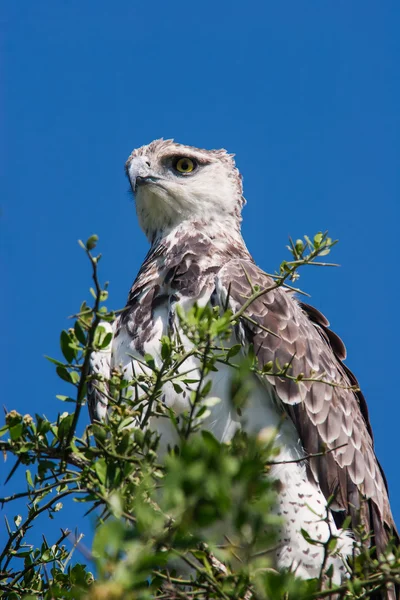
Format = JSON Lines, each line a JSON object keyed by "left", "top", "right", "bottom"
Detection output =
{"left": 126, "top": 156, "right": 161, "bottom": 193}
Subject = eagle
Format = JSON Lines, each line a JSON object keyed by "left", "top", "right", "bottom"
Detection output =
{"left": 89, "top": 139, "right": 396, "bottom": 589}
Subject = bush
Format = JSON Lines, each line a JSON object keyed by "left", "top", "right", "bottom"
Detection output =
{"left": 1, "top": 235, "right": 398, "bottom": 599}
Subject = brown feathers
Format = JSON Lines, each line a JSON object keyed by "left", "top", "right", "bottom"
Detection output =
{"left": 218, "top": 258, "right": 397, "bottom": 552}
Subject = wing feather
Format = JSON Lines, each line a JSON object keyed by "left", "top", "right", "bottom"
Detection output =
{"left": 217, "top": 258, "right": 396, "bottom": 551}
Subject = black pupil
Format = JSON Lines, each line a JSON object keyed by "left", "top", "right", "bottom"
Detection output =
{"left": 181, "top": 160, "right": 189, "bottom": 170}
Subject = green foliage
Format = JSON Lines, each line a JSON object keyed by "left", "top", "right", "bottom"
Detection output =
{"left": 0, "top": 233, "right": 399, "bottom": 599}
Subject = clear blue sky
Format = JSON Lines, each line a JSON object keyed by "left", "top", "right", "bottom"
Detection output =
{"left": 2, "top": 1, "right": 399, "bottom": 556}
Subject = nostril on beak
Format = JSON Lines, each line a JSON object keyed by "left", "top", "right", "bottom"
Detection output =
{"left": 134, "top": 175, "right": 154, "bottom": 191}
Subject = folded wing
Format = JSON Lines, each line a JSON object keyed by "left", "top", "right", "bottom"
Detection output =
{"left": 216, "top": 258, "right": 396, "bottom": 552}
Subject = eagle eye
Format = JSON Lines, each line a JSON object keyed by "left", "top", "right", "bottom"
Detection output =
{"left": 172, "top": 157, "right": 196, "bottom": 174}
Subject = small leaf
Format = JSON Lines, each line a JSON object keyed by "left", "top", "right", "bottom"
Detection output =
{"left": 57, "top": 413, "right": 74, "bottom": 442}
{"left": 14, "top": 515, "right": 22, "bottom": 527}
{"left": 60, "top": 330, "right": 76, "bottom": 363}
{"left": 191, "top": 550, "right": 206, "bottom": 560}
{"left": 161, "top": 336, "right": 172, "bottom": 360}
{"left": 196, "top": 406, "right": 211, "bottom": 421}
{"left": 227, "top": 344, "right": 241, "bottom": 359}
{"left": 26, "top": 469, "right": 34, "bottom": 488}
{"left": 56, "top": 395, "right": 76, "bottom": 403}
{"left": 9, "top": 424, "right": 23, "bottom": 441}
{"left": 301, "top": 528, "right": 319, "bottom": 546}
{"left": 201, "top": 430, "right": 220, "bottom": 452}
{"left": 91, "top": 424, "right": 107, "bottom": 443}
{"left": 313, "top": 232, "right": 323, "bottom": 247}
{"left": 74, "top": 321, "right": 87, "bottom": 345}
{"left": 328, "top": 536, "right": 338, "bottom": 552}
{"left": 295, "top": 239, "right": 304, "bottom": 254}
{"left": 70, "top": 371, "right": 80, "bottom": 384}
{"left": 144, "top": 353, "right": 156, "bottom": 369}
{"left": 94, "top": 458, "right": 107, "bottom": 485}
{"left": 203, "top": 396, "right": 221, "bottom": 408}
{"left": 100, "top": 332, "right": 112, "bottom": 349}
{"left": 0, "top": 424, "right": 9, "bottom": 438}
{"left": 86, "top": 234, "right": 98, "bottom": 250}
{"left": 56, "top": 366, "right": 73, "bottom": 383}
{"left": 201, "top": 380, "right": 212, "bottom": 397}
{"left": 45, "top": 355, "right": 65, "bottom": 367}
{"left": 325, "top": 564, "right": 334, "bottom": 578}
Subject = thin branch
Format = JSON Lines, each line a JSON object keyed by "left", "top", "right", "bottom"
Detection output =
{"left": 65, "top": 250, "right": 103, "bottom": 449}
{"left": 267, "top": 443, "right": 348, "bottom": 466}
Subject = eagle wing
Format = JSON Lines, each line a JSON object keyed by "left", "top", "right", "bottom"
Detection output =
{"left": 216, "top": 258, "right": 396, "bottom": 551}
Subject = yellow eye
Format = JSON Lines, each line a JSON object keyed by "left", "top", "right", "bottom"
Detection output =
{"left": 174, "top": 157, "right": 196, "bottom": 173}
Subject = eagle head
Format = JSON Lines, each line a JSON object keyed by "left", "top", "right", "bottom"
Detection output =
{"left": 125, "top": 139, "right": 245, "bottom": 240}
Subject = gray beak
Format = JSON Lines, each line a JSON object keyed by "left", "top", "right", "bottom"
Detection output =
{"left": 127, "top": 156, "right": 152, "bottom": 192}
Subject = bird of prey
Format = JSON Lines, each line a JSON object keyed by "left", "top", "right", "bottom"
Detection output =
{"left": 89, "top": 139, "right": 396, "bottom": 586}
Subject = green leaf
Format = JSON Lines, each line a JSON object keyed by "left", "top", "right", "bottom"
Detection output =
{"left": 45, "top": 355, "right": 65, "bottom": 367}
{"left": 325, "top": 564, "right": 334, "bottom": 578}
{"left": 0, "top": 424, "right": 9, "bottom": 438}
{"left": 86, "top": 234, "right": 98, "bottom": 250}
{"left": 74, "top": 321, "right": 87, "bottom": 345}
{"left": 94, "top": 458, "right": 107, "bottom": 485}
{"left": 92, "top": 519, "right": 124, "bottom": 558}
{"left": 73, "top": 493, "right": 97, "bottom": 503}
{"left": 203, "top": 396, "right": 221, "bottom": 408}
{"left": 38, "top": 460, "right": 57, "bottom": 473}
{"left": 108, "top": 492, "right": 123, "bottom": 519}
{"left": 116, "top": 430, "right": 131, "bottom": 454}
{"left": 91, "top": 424, "right": 107, "bottom": 445}
{"left": 227, "top": 344, "right": 241, "bottom": 359}
{"left": 295, "top": 239, "right": 304, "bottom": 254}
{"left": 201, "top": 430, "right": 220, "bottom": 453}
{"left": 313, "top": 232, "right": 324, "bottom": 247}
{"left": 70, "top": 370, "right": 80, "bottom": 384}
{"left": 328, "top": 536, "right": 338, "bottom": 552}
{"left": 56, "top": 366, "right": 73, "bottom": 383}
{"left": 201, "top": 380, "right": 212, "bottom": 397}
{"left": 161, "top": 336, "right": 172, "bottom": 360}
{"left": 9, "top": 423, "right": 23, "bottom": 441}
{"left": 56, "top": 395, "right": 76, "bottom": 403}
{"left": 60, "top": 330, "right": 76, "bottom": 363}
{"left": 14, "top": 514, "right": 22, "bottom": 527}
{"left": 144, "top": 353, "right": 156, "bottom": 369}
{"left": 300, "top": 528, "right": 318, "bottom": 546}
{"left": 26, "top": 469, "right": 34, "bottom": 488}
{"left": 191, "top": 549, "right": 207, "bottom": 560}
{"left": 195, "top": 406, "right": 211, "bottom": 420}
{"left": 57, "top": 413, "right": 74, "bottom": 442}
{"left": 100, "top": 332, "right": 112, "bottom": 349}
